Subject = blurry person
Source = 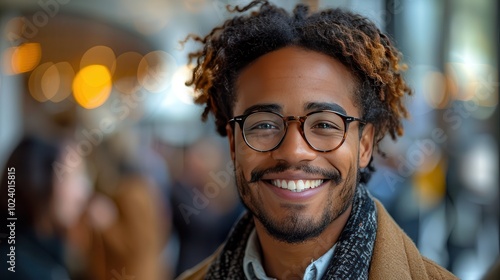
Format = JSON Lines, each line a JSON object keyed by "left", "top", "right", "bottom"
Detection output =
{"left": 177, "top": 1, "right": 458, "bottom": 279}
{"left": 0, "top": 136, "right": 92, "bottom": 280}
{"left": 170, "top": 136, "right": 244, "bottom": 277}
{"left": 71, "top": 131, "right": 169, "bottom": 280}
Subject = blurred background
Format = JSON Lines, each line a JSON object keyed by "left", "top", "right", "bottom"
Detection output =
{"left": 0, "top": 0, "right": 498, "bottom": 279}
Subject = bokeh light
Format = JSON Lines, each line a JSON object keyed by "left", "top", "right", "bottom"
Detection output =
{"left": 3, "top": 17, "right": 24, "bottom": 42}
{"left": 414, "top": 158, "right": 447, "bottom": 207}
{"left": 40, "top": 62, "right": 60, "bottom": 100}
{"left": 42, "top": 62, "right": 75, "bottom": 103}
{"left": 172, "top": 64, "right": 196, "bottom": 105}
{"left": 423, "top": 70, "right": 448, "bottom": 109}
{"left": 460, "top": 135, "right": 499, "bottom": 202}
{"left": 113, "top": 51, "right": 143, "bottom": 94}
{"left": 445, "top": 62, "right": 498, "bottom": 120}
{"left": 2, "top": 43, "right": 41, "bottom": 75}
{"left": 29, "top": 62, "right": 54, "bottom": 102}
{"left": 137, "top": 50, "right": 176, "bottom": 93}
{"left": 80, "top": 45, "right": 116, "bottom": 74}
{"left": 72, "top": 65, "right": 112, "bottom": 109}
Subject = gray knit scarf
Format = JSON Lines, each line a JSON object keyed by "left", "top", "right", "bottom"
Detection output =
{"left": 205, "top": 184, "right": 377, "bottom": 279}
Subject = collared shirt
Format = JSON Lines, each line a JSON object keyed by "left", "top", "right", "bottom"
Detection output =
{"left": 243, "top": 229, "right": 336, "bottom": 280}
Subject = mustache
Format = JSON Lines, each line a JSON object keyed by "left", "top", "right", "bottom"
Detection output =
{"left": 249, "top": 162, "right": 342, "bottom": 185}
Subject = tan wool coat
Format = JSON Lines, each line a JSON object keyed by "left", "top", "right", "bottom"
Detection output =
{"left": 177, "top": 200, "right": 458, "bottom": 280}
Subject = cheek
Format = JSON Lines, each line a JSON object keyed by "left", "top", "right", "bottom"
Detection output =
{"left": 233, "top": 137, "right": 262, "bottom": 177}
{"left": 326, "top": 141, "right": 359, "bottom": 176}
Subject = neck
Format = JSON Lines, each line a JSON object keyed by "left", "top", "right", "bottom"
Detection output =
{"left": 254, "top": 204, "right": 352, "bottom": 279}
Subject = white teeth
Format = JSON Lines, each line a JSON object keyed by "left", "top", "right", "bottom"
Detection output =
{"left": 305, "top": 180, "right": 311, "bottom": 189}
{"left": 296, "top": 180, "right": 304, "bottom": 192}
{"left": 271, "top": 179, "right": 324, "bottom": 192}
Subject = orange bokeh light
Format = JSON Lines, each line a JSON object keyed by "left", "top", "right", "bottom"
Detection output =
{"left": 73, "top": 65, "right": 112, "bottom": 109}
{"left": 3, "top": 43, "right": 41, "bottom": 75}
{"left": 42, "top": 62, "right": 75, "bottom": 102}
{"left": 29, "top": 62, "right": 53, "bottom": 102}
{"left": 80, "top": 45, "right": 116, "bottom": 74}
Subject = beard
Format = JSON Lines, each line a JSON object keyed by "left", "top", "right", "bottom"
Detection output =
{"left": 235, "top": 161, "right": 359, "bottom": 244}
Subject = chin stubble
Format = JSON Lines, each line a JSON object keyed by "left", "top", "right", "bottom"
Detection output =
{"left": 235, "top": 163, "right": 359, "bottom": 244}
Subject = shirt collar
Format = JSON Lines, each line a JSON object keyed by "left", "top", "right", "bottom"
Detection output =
{"left": 243, "top": 229, "right": 336, "bottom": 280}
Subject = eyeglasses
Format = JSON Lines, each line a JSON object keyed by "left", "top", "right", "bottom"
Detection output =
{"left": 228, "top": 110, "right": 366, "bottom": 152}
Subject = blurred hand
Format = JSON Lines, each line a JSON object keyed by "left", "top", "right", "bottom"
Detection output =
{"left": 87, "top": 194, "right": 118, "bottom": 230}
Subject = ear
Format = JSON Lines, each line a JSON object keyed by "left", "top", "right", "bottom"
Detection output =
{"left": 359, "top": 123, "right": 375, "bottom": 168}
{"left": 226, "top": 123, "right": 235, "bottom": 161}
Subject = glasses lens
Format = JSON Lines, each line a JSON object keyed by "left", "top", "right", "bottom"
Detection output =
{"left": 304, "top": 111, "right": 346, "bottom": 151}
{"left": 242, "top": 112, "right": 285, "bottom": 151}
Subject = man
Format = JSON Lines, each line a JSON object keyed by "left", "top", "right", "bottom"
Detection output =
{"left": 178, "top": 1, "right": 458, "bottom": 279}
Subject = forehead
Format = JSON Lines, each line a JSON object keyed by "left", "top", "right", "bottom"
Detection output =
{"left": 234, "top": 46, "right": 358, "bottom": 115}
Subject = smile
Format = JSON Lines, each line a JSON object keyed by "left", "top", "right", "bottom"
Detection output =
{"left": 270, "top": 179, "right": 325, "bottom": 192}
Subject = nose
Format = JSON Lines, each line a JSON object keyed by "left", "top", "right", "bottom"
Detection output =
{"left": 270, "top": 121, "right": 316, "bottom": 163}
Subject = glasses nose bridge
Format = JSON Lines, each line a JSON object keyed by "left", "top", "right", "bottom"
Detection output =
{"left": 283, "top": 115, "right": 305, "bottom": 125}
{"left": 282, "top": 115, "right": 306, "bottom": 134}
{"left": 281, "top": 115, "right": 307, "bottom": 142}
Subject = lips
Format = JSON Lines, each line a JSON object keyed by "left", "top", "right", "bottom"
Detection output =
{"left": 270, "top": 179, "right": 325, "bottom": 192}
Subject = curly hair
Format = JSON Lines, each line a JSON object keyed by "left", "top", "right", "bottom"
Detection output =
{"left": 186, "top": 0, "right": 411, "bottom": 182}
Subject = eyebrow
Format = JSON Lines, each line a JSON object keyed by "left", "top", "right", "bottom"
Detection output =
{"left": 242, "top": 104, "right": 282, "bottom": 116}
{"left": 305, "top": 102, "right": 347, "bottom": 115}
{"left": 240, "top": 102, "right": 347, "bottom": 116}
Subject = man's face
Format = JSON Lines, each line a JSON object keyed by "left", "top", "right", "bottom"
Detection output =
{"left": 226, "top": 46, "right": 374, "bottom": 243}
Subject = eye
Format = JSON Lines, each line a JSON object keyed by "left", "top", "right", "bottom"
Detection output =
{"left": 249, "top": 122, "right": 280, "bottom": 130}
{"left": 311, "top": 121, "right": 341, "bottom": 130}
{"left": 308, "top": 120, "right": 344, "bottom": 137}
